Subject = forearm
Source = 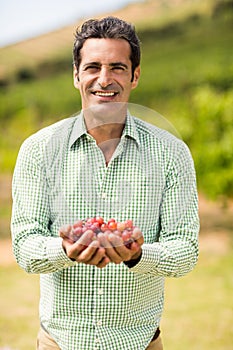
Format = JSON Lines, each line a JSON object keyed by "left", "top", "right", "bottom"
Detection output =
{"left": 11, "top": 137, "right": 76, "bottom": 273}
{"left": 12, "top": 230, "right": 76, "bottom": 274}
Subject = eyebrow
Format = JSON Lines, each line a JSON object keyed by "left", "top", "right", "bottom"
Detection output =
{"left": 83, "top": 62, "right": 129, "bottom": 69}
{"left": 110, "top": 62, "right": 129, "bottom": 69}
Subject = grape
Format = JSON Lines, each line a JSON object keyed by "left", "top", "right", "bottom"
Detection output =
{"left": 95, "top": 216, "right": 104, "bottom": 225}
{"left": 100, "top": 223, "right": 109, "bottom": 232}
{"left": 124, "top": 219, "right": 133, "bottom": 229}
{"left": 73, "top": 220, "right": 83, "bottom": 228}
{"left": 108, "top": 221, "right": 117, "bottom": 231}
{"left": 61, "top": 217, "right": 142, "bottom": 248}
{"left": 121, "top": 230, "right": 132, "bottom": 242}
{"left": 117, "top": 222, "right": 126, "bottom": 232}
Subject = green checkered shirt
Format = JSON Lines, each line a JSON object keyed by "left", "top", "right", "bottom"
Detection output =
{"left": 11, "top": 113, "right": 199, "bottom": 350}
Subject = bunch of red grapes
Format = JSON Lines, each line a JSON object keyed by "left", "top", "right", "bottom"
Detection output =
{"left": 63, "top": 217, "right": 142, "bottom": 248}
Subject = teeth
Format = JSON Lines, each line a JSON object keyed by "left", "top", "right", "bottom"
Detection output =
{"left": 94, "top": 91, "right": 115, "bottom": 97}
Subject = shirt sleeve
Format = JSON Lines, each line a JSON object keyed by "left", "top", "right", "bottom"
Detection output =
{"left": 11, "top": 136, "right": 76, "bottom": 274}
{"left": 129, "top": 141, "right": 200, "bottom": 278}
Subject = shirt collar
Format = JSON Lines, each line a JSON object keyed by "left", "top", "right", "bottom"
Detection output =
{"left": 69, "top": 112, "right": 87, "bottom": 148}
{"left": 123, "top": 113, "right": 140, "bottom": 146}
{"left": 69, "top": 111, "right": 140, "bottom": 148}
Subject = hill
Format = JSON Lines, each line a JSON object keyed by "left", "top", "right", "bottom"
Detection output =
{"left": 0, "top": 0, "right": 218, "bottom": 80}
{"left": 0, "top": 0, "right": 233, "bottom": 201}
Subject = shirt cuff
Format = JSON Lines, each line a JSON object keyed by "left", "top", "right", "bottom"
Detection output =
{"left": 46, "top": 237, "right": 77, "bottom": 269}
{"left": 123, "top": 251, "right": 142, "bottom": 268}
{"left": 127, "top": 243, "right": 160, "bottom": 273}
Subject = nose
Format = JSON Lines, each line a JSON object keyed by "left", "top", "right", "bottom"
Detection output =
{"left": 97, "top": 67, "right": 112, "bottom": 88}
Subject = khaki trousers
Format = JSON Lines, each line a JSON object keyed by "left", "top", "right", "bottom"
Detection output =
{"left": 146, "top": 335, "right": 163, "bottom": 350}
{"left": 37, "top": 327, "right": 163, "bottom": 350}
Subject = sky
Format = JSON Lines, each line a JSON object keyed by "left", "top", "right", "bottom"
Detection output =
{"left": 0, "top": 0, "right": 140, "bottom": 48}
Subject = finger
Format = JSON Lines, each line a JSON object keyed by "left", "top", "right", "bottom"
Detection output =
{"left": 132, "top": 227, "right": 144, "bottom": 244}
{"left": 107, "top": 233, "right": 124, "bottom": 248}
{"left": 77, "top": 240, "right": 101, "bottom": 262}
{"left": 133, "top": 235, "right": 144, "bottom": 246}
{"left": 65, "top": 230, "right": 95, "bottom": 259}
{"left": 59, "top": 224, "right": 72, "bottom": 238}
{"left": 108, "top": 234, "right": 142, "bottom": 261}
{"left": 75, "top": 229, "right": 95, "bottom": 250}
{"left": 78, "top": 244, "right": 109, "bottom": 266}
{"left": 96, "top": 256, "right": 110, "bottom": 269}
{"left": 105, "top": 233, "right": 127, "bottom": 263}
{"left": 97, "top": 233, "right": 122, "bottom": 263}
{"left": 97, "top": 232, "right": 112, "bottom": 248}
{"left": 130, "top": 241, "right": 141, "bottom": 252}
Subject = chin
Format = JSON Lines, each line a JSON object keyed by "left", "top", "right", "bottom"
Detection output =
{"left": 84, "top": 102, "right": 128, "bottom": 124}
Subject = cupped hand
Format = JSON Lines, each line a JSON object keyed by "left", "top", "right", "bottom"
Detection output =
{"left": 98, "top": 228, "right": 144, "bottom": 264}
{"left": 59, "top": 225, "right": 110, "bottom": 268}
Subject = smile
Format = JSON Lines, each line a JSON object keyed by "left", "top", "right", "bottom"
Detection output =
{"left": 92, "top": 91, "right": 118, "bottom": 97}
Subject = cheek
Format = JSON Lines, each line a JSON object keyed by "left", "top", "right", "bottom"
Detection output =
{"left": 79, "top": 76, "right": 96, "bottom": 90}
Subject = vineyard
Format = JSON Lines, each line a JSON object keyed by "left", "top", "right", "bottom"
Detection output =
{"left": 0, "top": 1, "right": 233, "bottom": 349}
{"left": 0, "top": 0, "right": 232, "bottom": 202}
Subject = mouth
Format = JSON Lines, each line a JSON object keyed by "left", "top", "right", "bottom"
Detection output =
{"left": 92, "top": 90, "right": 118, "bottom": 97}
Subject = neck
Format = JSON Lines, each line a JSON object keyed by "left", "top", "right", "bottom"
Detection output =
{"left": 89, "top": 123, "right": 125, "bottom": 165}
{"left": 87, "top": 123, "right": 125, "bottom": 145}
{"left": 83, "top": 104, "right": 127, "bottom": 164}
{"left": 83, "top": 105, "right": 127, "bottom": 144}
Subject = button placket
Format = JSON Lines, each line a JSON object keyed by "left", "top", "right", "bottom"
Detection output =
{"left": 98, "top": 288, "right": 104, "bottom": 295}
{"left": 96, "top": 287, "right": 103, "bottom": 327}
{"left": 96, "top": 320, "right": 102, "bottom": 326}
{"left": 93, "top": 278, "right": 104, "bottom": 348}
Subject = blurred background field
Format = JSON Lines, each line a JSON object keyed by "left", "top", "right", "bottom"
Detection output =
{"left": 0, "top": 0, "right": 233, "bottom": 349}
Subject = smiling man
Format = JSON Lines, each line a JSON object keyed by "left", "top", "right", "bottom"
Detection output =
{"left": 11, "top": 17, "right": 199, "bottom": 350}
{"left": 74, "top": 38, "right": 140, "bottom": 106}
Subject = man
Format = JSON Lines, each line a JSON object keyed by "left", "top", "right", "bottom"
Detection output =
{"left": 11, "top": 16, "right": 199, "bottom": 350}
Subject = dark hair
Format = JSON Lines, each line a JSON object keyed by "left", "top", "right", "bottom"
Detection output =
{"left": 73, "top": 16, "right": 141, "bottom": 81}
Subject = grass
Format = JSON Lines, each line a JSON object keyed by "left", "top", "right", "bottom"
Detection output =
{"left": 0, "top": 239, "right": 232, "bottom": 349}
{"left": 0, "top": 264, "right": 40, "bottom": 349}
{"left": 162, "top": 248, "right": 233, "bottom": 349}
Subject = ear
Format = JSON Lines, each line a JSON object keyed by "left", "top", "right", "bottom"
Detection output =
{"left": 73, "top": 65, "right": 80, "bottom": 89}
{"left": 131, "top": 66, "right": 140, "bottom": 89}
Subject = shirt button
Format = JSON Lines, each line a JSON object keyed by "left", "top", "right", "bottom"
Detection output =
{"left": 97, "top": 320, "right": 102, "bottom": 326}
{"left": 98, "top": 288, "right": 104, "bottom": 295}
{"left": 95, "top": 338, "right": 100, "bottom": 343}
{"left": 102, "top": 193, "right": 106, "bottom": 199}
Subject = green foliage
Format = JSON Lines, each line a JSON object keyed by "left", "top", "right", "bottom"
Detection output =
{"left": 0, "top": 73, "right": 81, "bottom": 171}
{"left": 182, "top": 86, "right": 233, "bottom": 199}
{"left": 16, "top": 67, "right": 36, "bottom": 82}
{"left": 0, "top": 3, "right": 232, "bottom": 201}
{"left": 132, "top": 9, "right": 233, "bottom": 200}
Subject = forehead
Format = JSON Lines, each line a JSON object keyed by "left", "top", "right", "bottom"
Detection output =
{"left": 80, "top": 38, "right": 131, "bottom": 64}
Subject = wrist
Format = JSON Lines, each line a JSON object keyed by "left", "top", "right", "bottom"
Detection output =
{"left": 123, "top": 249, "right": 142, "bottom": 268}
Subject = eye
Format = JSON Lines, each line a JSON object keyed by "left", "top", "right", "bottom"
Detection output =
{"left": 84, "top": 65, "right": 100, "bottom": 73}
{"left": 112, "top": 66, "right": 126, "bottom": 72}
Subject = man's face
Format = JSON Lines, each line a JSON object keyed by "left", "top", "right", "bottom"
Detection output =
{"left": 73, "top": 38, "right": 140, "bottom": 110}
